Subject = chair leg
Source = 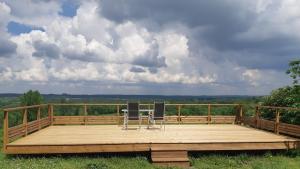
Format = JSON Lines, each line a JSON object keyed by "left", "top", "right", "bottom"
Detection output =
{"left": 139, "top": 115, "right": 141, "bottom": 129}
{"left": 123, "top": 116, "right": 126, "bottom": 129}
{"left": 124, "top": 115, "right": 128, "bottom": 130}
{"left": 147, "top": 115, "right": 150, "bottom": 129}
{"left": 126, "top": 118, "right": 128, "bottom": 130}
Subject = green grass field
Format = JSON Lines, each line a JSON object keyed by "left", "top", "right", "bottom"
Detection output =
{"left": 1, "top": 151, "right": 300, "bottom": 169}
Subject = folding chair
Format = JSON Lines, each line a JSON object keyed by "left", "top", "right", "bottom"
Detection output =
{"left": 123, "top": 102, "right": 141, "bottom": 129}
{"left": 150, "top": 102, "right": 166, "bottom": 130}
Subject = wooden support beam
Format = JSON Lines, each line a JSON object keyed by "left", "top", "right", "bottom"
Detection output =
{"left": 177, "top": 105, "right": 181, "bottom": 124}
{"left": 23, "top": 108, "right": 28, "bottom": 136}
{"left": 48, "top": 104, "right": 53, "bottom": 125}
{"left": 117, "top": 105, "right": 120, "bottom": 125}
{"left": 275, "top": 109, "right": 280, "bottom": 134}
{"left": 239, "top": 105, "right": 243, "bottom": 125}
{"left": 48, "top": 104, "right": 51, "bottom": 124}
{"left": 37, "top": 106, "right": 41, "bottom": 130}
{"left": 84, "top": 104, "right": 87, "bottom": 125}
{"left": 3, "top": 110, "right": 9, "bottom": 152}
{"left": 208, "top": 104, "right": 211, "bottom": 124}
{"left": 255, "top": 106, "right": 259, "bottom": 128}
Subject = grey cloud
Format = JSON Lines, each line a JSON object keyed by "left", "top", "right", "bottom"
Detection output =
{"left": 62, "top": 50, "right": 103, "bottom": 62}
{"left": 133, "top": 55, "right": 166, "bottom": 68}
{"left": 132, "top": 42, "right": 167, "bottom": 68}
{"left": 33, "top": 40, "right": 60, "bottom": 58}
{"left": 99, "top": 0, "right": 299, "bottom": 71}
{"left": 99, "top": 0, "right": 252, "bottom": 28}
{"left": 130, "top": 66, "right": 146, "bottom": 73}
{"left": 148, "top": 67, "right": 158, "bottom": 74}
{"left": 0, "top": 38, "right": 17, "bottom": 57}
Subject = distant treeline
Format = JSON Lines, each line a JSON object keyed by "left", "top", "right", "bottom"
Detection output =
{"left": 0, "top": 93, "right": 262, "bottom": 104}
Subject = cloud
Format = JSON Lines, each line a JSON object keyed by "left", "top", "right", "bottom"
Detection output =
{"left": 130, "top": 66, "right": 146, "bottom": 73}
{"left": 0, "top": 0, "right": 297, "bottom": 95}
{"left": 0, "top": 2, "right": 10, "bottom": 30}
{"left": 0, "top": 38, "right": 17, "bottom": 57}
{"left": 132, "top": 44, "right": 167, "bottom": 68}
{"left": 33, "top": 40, "right": 60, "bottom": 58}
{"left": 99, "top": 0, "right": 299, "bottom": 71}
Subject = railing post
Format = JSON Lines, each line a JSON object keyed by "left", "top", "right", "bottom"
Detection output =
{"left": 84, "top": 104, "right": 87, "bottom": 125}
{"left": 48, "top": 104, "right": 53, "bottom": 125}
{"left": 177, "top": 105, "right": 181, "bottom": 124}
{"left": 3, "top": 110, "right": 9, "bottom": 152}
{"left": 239, "top": 105, "right": 243, "bottom": 125}
{"left": 255, "top": 106, "right": 260, "bottom": 128}
{"left": 275, "top": 109, "right": 280, "bottom": 134}
{"left": 117, "top": 105, "right": 120, "bottom": 125}
{"left": 208, "top": 104, "right": 211, "bottom": 124}
{"left": 37, "top": 106, "right": 41, "bottom": 130}
{"left": 23, "top": 108, "right": 28, "bottom": 136}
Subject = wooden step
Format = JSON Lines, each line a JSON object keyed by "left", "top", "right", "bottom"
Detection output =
{"left": 151, "top": 150, "right": 190, "bottom": 168}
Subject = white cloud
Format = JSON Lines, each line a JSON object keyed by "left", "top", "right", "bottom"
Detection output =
{"left": 49, "top": 63, "right": 101, "bottom": 81}
{"left": 242, "top": 69, "right": 261, "bottom": 87}
{"left": 2, "top": 0, "right": 61, "bottom": 27}
{"left": 236, "top": 0, "right": 300, "bottom": 41}
{"left": 0, "top": 67, "right": 13, "bottom": 82}
{"left": 0, "top": 2, "right": 10, "bottom": 30}
{"left": 0, "top": 0, "right": 295, "bottom": 94}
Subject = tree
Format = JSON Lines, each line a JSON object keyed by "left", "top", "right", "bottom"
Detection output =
{"left": 286, "top": 59, "right": 300, "bottom": 84}
{"left": 261, "top": 60, "right": 300, "bottom": 124}
{"left": 20, "top": 90, "right": 43, "bottom": 106}
{"left": 19, "top": 90, "right": 44, "bottom": 122}
{"left": 261, "top": 86, "right": 300, "bottom": 124}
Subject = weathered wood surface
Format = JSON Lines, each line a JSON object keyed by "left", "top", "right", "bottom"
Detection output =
{"left": 242, "top": 116, "right": 300, "bottom": 138}
{"left": 8, "top": 117, "right": 51, "bottom": 142}
{"left": 279, "top": 122, "right": 300, "bottom": 137}
{"left": 52, "top": 115, "right": 236, "bottom": 125}
{"left": 5, "top": 125, "right": 299, "bottom": 154}
{"left": 151, "top": 150, "right": 190, "bottom": 168}
{"left": 3, "top": 103, "right": 299, "bottom": 155}
{"left": 8, "top": 125, "right": 298, "bottom": 145}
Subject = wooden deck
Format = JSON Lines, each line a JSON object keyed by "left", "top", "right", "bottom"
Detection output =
{"left": 3, "top": 104, "right": 300, "bottom": 167}
{"left": 6, "top": 124, "right": 299, "bottom": 154}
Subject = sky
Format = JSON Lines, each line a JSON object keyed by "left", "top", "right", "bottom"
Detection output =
{"left": 0, "top": 0, "right": 299, "bottom": 95}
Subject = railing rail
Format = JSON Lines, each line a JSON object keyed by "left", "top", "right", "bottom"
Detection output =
{"left": 242, "top": 105, "right": 300, "bottom": 137}
{"left": 2, "top": 104, "right": 53, "bottom": 153}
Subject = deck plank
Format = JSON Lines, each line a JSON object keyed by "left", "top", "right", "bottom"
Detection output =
{"left": 8, "top": 125, "right": 298, "bottom": 146}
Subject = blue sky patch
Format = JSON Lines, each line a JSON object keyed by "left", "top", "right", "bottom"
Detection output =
{"left": 59, "top": 1, "right": 79, "bottom": 17}
{"left": 7, "top": 21, "right": 45, "bottom": 35}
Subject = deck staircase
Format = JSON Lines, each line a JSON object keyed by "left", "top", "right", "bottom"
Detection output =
{"left": 151, "top": 149, "right": 190, "bottom": 168}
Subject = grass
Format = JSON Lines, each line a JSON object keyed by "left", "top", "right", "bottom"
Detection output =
{"left": 0, "top": 150, "right": 300, "bottom": 169}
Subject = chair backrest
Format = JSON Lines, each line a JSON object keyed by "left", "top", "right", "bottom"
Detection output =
{"left": 154, "top": 102, "right": 165, "bottom": 119}
{"left": 127, "top": 102, "right": 139, "bottom": 120}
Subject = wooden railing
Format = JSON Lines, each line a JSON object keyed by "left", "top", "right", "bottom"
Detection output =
{"left": 2, "top": 104, "right": 53, "bottom": 151}
{"left": 2, "top": 103, "right": 241, "bottom": 149}
{"left": 50, "top": 103, "right": 241, "bottom": 125}
{"left": 2, "top": 102, "right": 300, "bottom": 154}
{"left": 242, "top": 105, "right": 300, "bottom": 137}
